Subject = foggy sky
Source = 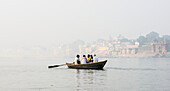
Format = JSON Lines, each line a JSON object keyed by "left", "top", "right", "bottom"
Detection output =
{"left": 0, "top": 0, "right": 170, "bottom": 47}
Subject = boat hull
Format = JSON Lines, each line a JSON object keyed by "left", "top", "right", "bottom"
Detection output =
{"left": 66, "top": 60, "right": 107, "bottom": 69}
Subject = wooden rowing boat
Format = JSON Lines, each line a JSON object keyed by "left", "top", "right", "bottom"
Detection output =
{"left": 66, "top": 60, "right": 107, "bottom": 69}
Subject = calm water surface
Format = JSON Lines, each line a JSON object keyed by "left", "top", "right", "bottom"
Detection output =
{"left": 0, "top": 58, "right": 170, "bottom": 91}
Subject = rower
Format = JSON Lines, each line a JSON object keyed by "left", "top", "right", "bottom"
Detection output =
{"left": 74, "top": 55, "right": 80, "bottom": 64}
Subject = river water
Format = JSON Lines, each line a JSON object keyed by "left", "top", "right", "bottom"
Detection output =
{"left": 0, "top": 58, "right": 170, "bottom": 91}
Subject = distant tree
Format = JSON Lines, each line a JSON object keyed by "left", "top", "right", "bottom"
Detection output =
{"left": 129, "top": 39, "right": 136, "bottom": 45}
{"left": 117, "top": 34, "right": 125, "bottom": 41}
{"left": 146, "top": 31, "right": 159, "bottom": 42}
{"left": 137, "top": 36, "right": 147, "bottom": 46}
{"left": 162, "top": 35, "right": 170, "bottom": 40}
{"left": 120, "top": 38, "right": 129, "bottom": 42}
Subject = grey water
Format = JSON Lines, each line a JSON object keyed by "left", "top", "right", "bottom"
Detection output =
{"left": 0, "top": 58, "right": 170, "bottom": 91}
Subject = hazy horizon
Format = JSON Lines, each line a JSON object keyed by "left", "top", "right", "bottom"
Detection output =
{"left": 1, "top": 0, "right": 170, "bottom": 47}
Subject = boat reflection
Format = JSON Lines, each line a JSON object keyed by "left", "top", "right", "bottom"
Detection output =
{"left": 74, "top": 69, "right": 107, "bottom": 91}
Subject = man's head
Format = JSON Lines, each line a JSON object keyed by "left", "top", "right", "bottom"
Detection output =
{"left": 76, "top": 55, "right": 80, "bottom": 58}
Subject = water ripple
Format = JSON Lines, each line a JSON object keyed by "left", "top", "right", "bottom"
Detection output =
{"left": 105, "top": 67, "right": 157, "bottom": 71}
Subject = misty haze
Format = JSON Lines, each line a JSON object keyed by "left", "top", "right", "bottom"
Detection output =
{"left": 0, "top": 0, "right": 170, "bottom": 91}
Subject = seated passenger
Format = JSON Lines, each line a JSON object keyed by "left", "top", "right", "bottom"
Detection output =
{"left": 74, "top": 55, "right": 80, "bottom": 64}
{"left": 81, "top": 55, "right": 88, "bottom": 64}
{"left": 90, "top": 55, "right": 93, "bottom": 62}
{"left": 93, "top": 54, "right": 98, "bottom": 63}
{"left": 87, "top": 54, "right": 91, "bottom": 63}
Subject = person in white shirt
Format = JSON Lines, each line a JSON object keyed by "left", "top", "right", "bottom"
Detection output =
{"left": 74, "top": 55, "right": 80, "bottom": 64}
{"left": 93, "top": 54, "right": 98, "bottom": 63}
{"left": 81, "top": 55, "right": 88, "bottom": 64}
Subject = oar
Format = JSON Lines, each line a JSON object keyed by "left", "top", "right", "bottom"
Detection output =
{"left": 48, "top": 64, "right": 66, "bottom": 68}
